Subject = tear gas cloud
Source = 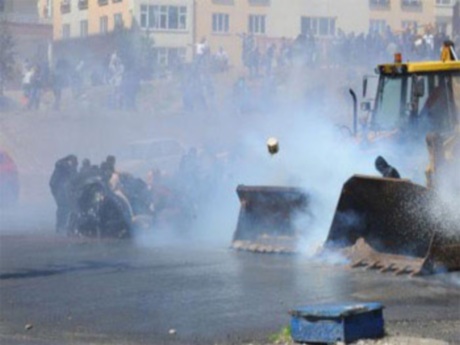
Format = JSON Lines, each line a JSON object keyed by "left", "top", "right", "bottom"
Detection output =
{"left": 2, "top": 33, "right": 442, "bottom": 256}
{"left": 0, "top": 63, "right": 399, "bottom": 252}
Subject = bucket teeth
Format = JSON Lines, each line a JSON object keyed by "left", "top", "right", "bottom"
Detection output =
{"left": 379, "top": 264, "right": 396, "bottom": 273}
{"left": 351, "top": 260, "right": 367, "bottom": 268}
{"left": 394, "top": 266, "right": 413, "bottom": 275}
{"left": 366, "top": 261, "right": 383, "bottom": 270}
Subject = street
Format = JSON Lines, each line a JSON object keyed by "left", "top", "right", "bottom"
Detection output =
{"left": 1, "top": 231, "right": 460, "bottom": 345}
{"left": 0, "top": 84, "right": 459, "bottom": 345}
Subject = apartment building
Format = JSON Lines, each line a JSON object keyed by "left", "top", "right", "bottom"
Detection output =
{"left": 0, "top": 0, "right": 52, "bottom": 59}
{"left": 435, "top": 0, "right": 457, "bottom": 35}
{"left": 368, "top": 0, "right": 436, "bottom": 35}
{"left": 50, "top": 0, "right": 447, "bottom": 68}
{"left": 134, "top": 0, "right": 195, "bottom": 66}
{"left": 268, "top": 0, "right": 369, "bottom": 38}
{"left": 53, "top": 0, "right": 131, "bottom": 40}
{"left": 53, "top": 0, "right": 195, "bottom": 65}
{"left": 194, "top": 0, "right": 370, "bottom": 68}
{"left": 195, "top": 0, "right": 271, "bottom": 69}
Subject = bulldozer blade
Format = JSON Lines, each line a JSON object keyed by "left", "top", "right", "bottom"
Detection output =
{"left": 324, "top": 175, "right": 460, "bottom": 275}
{"left": 231, "top": 185, "right": 310, "bottom": 253}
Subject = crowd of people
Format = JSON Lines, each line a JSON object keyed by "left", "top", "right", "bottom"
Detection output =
{"left": 19, "top": 50, "right": 141, "bottom": 112}
{"left": 17, "top": 25, "right": 458, "bottom": 114}
{"left": 236, "top": 26, "right": 455, "bottom": 78}
{"left": 49, "top": 144, "right": 232, "bottom": 238}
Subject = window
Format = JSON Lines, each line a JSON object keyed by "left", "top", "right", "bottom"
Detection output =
{"left": 248, "top": 15, "right": 265, "bottom": 35}
{"left": 436, "top": 22, "right": 448, "bottom": 34}
{"left": 369, "top": 19, "right": 386, "bottom": 33}
{"left": 436, "top": 0, "right": 451, "bottom": 4}
{"left": 139, "top": 5, "right": 187, "bottom": 30}
{"left": 153, "top": 47, "right": 186, "bottom": 66}
{"left": 61, "top": 0, "right": 71, "bottom": 14}
{"left": 212, "top": 13, "right": 229, "bottom": 33}
{"left": 401, "top": 0, "right": 422, "bottom": 7}
{"left": 78, "top": 0, "right": 88, "bottom": 10}
{"left": 62, "top": 24, "right": 71, "bottom": 39}
{"left": 100, "top": 16, "right": 108, "bottom": 34}
{"left": 140, "top": 5, "right": 148, "bottom": 27}
{"left": 301, "top": 17, "right": 336, "bottom": 36}
{"left": 369, "top": 0, "right": 390, "bottom": 6}
{"left": 0, "top": 0, "right": 4, "bottom": 12}
{"left": 80, "top": 20, "right": 88, "bottom": 37}
{"left": 114, "top": 13, "right": 123, "bottom": 28}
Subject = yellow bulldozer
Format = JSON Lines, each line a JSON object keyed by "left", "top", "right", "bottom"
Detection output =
{"left": 232, "top": 47, "right": 460, "bottom": 275}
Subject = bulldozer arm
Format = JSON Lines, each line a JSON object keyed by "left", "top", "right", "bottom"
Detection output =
{"left": 232, "top": 185, "right": 310, "bottom": 253}
{"left": 324, "top": 175, "right": 460, "bottom": 275}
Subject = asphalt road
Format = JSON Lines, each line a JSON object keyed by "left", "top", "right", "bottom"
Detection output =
{"left": 1, "top": 230, "right": 459, "bottom": 345}
{"left": 1, "top": 93, "right": 459, "bottom": 345}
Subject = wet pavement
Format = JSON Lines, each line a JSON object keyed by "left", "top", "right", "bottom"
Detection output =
{"left": 0, "top": 232, "right": 459, "bottom": 345}
{"left": 1, "top": 103, "right": 459, "bottom": 345}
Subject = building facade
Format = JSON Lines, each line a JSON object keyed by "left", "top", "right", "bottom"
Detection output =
{"left": 0, "top": 0, "right": 52, "bottom": 62}
{"left": 52, "top": 0, "right": 132, "bottom": 40}
{"left": 50, "top": 0, "right": 455, "bottom": 68}
{"left": 134, "top": 0, "right": 195, "bottom": 66}
{"left": 368, "top": 0, "right": 436, "bottom": 35}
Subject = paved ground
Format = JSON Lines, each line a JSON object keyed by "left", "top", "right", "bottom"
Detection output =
{"left": 0, "top": 231, "right": 459, "bottom": 345}
{"left": 1, "top": 76, "right": 459, "bottom": 345}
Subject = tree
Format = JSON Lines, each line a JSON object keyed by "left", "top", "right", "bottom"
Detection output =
{"left": 0, "top": 20, "right": 15, "bottom": 97}
{"left": 112, "top": 27, "right": 155, "bottom": 80}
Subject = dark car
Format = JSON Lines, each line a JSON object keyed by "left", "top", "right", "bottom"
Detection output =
{"left": 0, "top": 149, "right": 19, "bottom": 206}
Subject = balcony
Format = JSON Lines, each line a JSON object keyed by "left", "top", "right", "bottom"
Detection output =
{"left": 436, "top": 0, "right": 453, "bottom": 6}
{"left": 98, "top": 0, "right": 109, "bottom": 6}
{"left": 112, "top": 0, "right": 123, "bottom": 3}
{"left": 248, "top": 0, "right": 270, "bottom": 5}
{"left": 212, "top": 0, "right": 235, "bottom": 5}
{"left": 78, "top": 0, "right": 88, "bottom": 10}
{"left": 369, "top": 0, "right": 390, "bottom": 9}
{"left": 60, "top": 1, "right": 71, "bottom": 14}
{"left": 401, "top": 0, "right": 422, "bottom": 10}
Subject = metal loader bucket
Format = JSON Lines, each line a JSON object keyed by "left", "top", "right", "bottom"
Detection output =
{"left": 232, "top": 185, "right": 310, "bottom": 253}
{"left": 324, "top": 175, "right": 460, "bottom": 275}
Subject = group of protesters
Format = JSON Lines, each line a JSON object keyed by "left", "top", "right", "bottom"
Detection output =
{"left": 49, "top": 143, "right": 233, "bottom": 237}
{"left": 237, "top": 26, "right": 456, "bottom": 77}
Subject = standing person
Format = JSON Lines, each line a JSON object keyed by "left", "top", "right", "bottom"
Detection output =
{"left": 264, "top": 43, "right": 276, "bottom": 76}
{"left": 21, "top": 61, "right": 33, "bottom": 106}
{"left": 52, "top": 61, "right": 66, "bottom": 111}
{"left": 27, "top": 65, "right": 42, "bottom": 110}
{"left": 121, "top": 66, "right": 140, "bottom": 110}
{"left": 49, "top": 155, "right": 78, "bottom": 234}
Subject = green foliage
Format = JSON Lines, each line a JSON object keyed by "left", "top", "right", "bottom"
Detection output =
{"left": 268, "top": 325, "right": 292, "bottom": 343}
{"left": 113, "top": 27, "right": 155, "bottom": 80}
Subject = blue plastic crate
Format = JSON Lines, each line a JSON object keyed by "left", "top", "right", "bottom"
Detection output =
{"left": 290, "top": 302, "right": 384, "bottom": 344}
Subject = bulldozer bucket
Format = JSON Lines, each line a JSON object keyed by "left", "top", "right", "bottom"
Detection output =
{"left": 324, "top": 175, "right": 460, "bottom": 275}
{"left": 232, "top": 185, "right": 310, "bottom": 253}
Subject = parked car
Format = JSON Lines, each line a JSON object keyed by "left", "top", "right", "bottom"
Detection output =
{"left": 117, "top": 138, "right": 186, "bottom": 178}
{"left": 0, "top": 148, "right": 19, "bottom": 206}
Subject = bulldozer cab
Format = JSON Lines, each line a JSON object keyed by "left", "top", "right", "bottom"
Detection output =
{"left": 368, "top": 60, "right": 460, "bottom": 136}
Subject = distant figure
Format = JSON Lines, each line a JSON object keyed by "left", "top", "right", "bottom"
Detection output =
{"left": 49, "top": 155, "right": 79, "bottom": 234}
{"left": 79, "top": 158, "right": 91, "bottom": 175}
{"left": 100, "top": 155, "right": 116, "bottom": 183}
{"left": 375, "top": 156, "right": 400, "bottom": 179}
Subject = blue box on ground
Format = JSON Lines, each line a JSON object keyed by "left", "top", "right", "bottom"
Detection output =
{"left": 290, "top": 302, "right": 384, "bottom": 344}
